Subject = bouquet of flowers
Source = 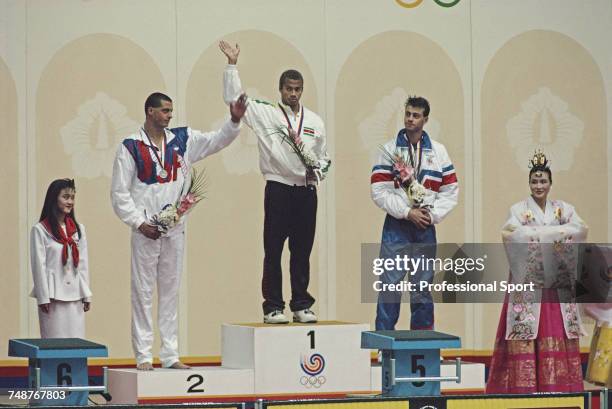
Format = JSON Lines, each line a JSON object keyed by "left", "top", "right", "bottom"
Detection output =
{"left": 267, "top": 125, "right": 324, "bottom": 184}
{"left": 378, "top": 145, "right": 428, "bottom": 208}
{"left": 147, "top": 168, "right": 207, "bottom": 233}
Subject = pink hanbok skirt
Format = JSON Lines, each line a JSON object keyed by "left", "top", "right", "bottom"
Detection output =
{"left": 486, "top": 294, "right": 583, "bottom": 393}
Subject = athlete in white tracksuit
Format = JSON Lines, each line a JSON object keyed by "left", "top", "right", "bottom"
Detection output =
{"left": 220, "top": 41, "right": 330, "bottom": 323}
{"left": 111, "top": 93, "right": 245, "bottom": 368}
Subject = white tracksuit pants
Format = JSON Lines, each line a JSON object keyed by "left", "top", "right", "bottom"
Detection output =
{"left": 131, "top": 230, "right": 184, "bottom": 367}
{"left": 39, "top": 300, "right": 85, "bottom": 338}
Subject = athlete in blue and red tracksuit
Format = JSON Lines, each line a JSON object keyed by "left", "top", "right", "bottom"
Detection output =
{"left": 370, "top": 96, "right": 458, "bottom": 330}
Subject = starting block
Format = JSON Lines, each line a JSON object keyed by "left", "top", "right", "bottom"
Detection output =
{"left": 362, "top": 330, "right": 461, "bottom": 396}
{"left": 8, "top": 338, "right": 108, "bottom": 405}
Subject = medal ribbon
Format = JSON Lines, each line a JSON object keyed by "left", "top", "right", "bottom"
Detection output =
{"left": 407, "top": 137, "right": 423, "bottom": 182}
{"left": 278, "top": 103, "right": 304, "bottom": 138}
{"left": 142, "top": 128, "right": 168, "bottom": 179}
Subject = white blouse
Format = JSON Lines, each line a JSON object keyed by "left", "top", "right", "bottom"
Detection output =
{"left": 30, "top": 222, "right": 92, "bottom": 305}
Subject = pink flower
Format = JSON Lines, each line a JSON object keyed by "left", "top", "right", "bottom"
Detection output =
{"left": 177, "top": 203, "right": 189, "bottom": 215}
{"left": 393, "top": 162, "right": 414, "bottom": 183}
{"left": 513, "top": 304, "right": 523, "bottom": 313}
{"left": 177, "top": 193, "right": 199, "bottom": 216}
{"left": 184, "top": 193, "right": 197, "bottom": 204}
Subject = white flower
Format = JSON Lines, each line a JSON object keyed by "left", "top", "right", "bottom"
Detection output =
{"left": 408, "top": 181, "right": 426, "bottom": 206}
{"left": 153, "top": 205, "right": 179, "bottom": 232}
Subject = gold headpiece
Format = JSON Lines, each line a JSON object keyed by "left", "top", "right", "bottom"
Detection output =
{"left": 528, "top": 149, "right": 549, "bottom": 171}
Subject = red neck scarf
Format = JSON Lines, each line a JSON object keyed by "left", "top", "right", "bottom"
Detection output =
{"left": 42, "top": 216, "right": 79, "bottom": 268}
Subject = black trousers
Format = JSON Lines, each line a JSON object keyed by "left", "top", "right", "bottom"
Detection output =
{"left": 262, "top": 181, "right": 317, "bottom": 314}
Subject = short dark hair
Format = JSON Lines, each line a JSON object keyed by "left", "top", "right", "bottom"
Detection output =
{"left": 144, "top": 92, "right": 172, "bottom": 114}
{"left": 279, "top": 70, "right": 303, "bottom": 90}
{"left": 405, "top": 96, "right": 430, "bottom": 117}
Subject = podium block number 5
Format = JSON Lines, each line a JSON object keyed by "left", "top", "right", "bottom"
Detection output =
{"left": 186, "top": 374, "right": 204, "bottom": 393}
{"left": 411, "top": 355, "right": 425, "bottom": 387}
{"left": 307, "top": 330, "right": 315, "bottom": 349}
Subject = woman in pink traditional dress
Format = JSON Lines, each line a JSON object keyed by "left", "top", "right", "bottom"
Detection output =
{"left": 30, "top": 179, "right": 92, "bottom": 338}
{"left": 486, "top": 151, "right": 588, "bottom": 393}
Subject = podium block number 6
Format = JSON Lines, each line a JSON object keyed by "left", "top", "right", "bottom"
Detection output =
{"left": 57, "top": 363, "right": 72, "bottom": 396}
{"left": 187, "top": 374, "right": 204, "bottom": 393}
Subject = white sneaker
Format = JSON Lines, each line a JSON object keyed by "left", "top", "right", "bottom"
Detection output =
{"left": 264, "top": 310, "right": 289, "bottom": 324}
{"left": 293, "top": 309, "right": 317, "bottom": 323}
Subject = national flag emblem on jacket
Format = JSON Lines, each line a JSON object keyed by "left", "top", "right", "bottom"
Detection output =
{"left": 303, "top": 127, "right": 315, "bottom": 137}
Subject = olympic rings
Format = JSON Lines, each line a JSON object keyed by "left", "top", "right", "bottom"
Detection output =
{"left": 433, "top": 0, "right": 461, "bottom": 7}
{"left": 299, "top": 375, "right": 327, "bottom": 388}
{"left": 395, "top": 0, "right": 423, "bottom": 8}
{"left": 396, "top": 0, "right": 461, "bottom": 9}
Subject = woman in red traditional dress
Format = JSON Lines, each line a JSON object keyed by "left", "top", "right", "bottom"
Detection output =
{"left": 30, "top": 179, "right": 92, "bottom": 338}
{"left": 486, "top": 151, "right": 587, "bottom": 393}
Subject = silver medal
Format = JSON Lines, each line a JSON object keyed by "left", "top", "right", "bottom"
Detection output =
{"left": 159, "top": 169, "right": 168, "bottom": 178}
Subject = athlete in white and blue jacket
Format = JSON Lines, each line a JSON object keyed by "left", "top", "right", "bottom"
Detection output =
{"left": 371, "top": 97, "right": 458, "bottom": 330}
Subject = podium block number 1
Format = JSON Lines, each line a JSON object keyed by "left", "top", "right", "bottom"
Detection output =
{"left": 307, "top": 331, "right": 315, "bottom": 349}
{"left": 186, "top": 374, "right": 204, "bottom": 393}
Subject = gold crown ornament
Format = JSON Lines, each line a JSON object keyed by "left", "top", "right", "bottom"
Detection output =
{"left": 528, "top": 149, "right": 549, "bottom": 171}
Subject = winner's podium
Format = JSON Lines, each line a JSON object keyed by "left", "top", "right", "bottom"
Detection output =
{"left": 362, "top": 330, "right": 461, "bottom": 397}
{"left": 108, "top": 367, "right": 254, "bottom": 404}
{"left": 108, "top": 321, "right": 372, "bottom": 403}
{"left": 223, "top": 321, "right": 371, "bottom": 394}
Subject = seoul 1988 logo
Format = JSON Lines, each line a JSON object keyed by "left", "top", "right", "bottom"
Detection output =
{"left": 299, "top": 353, "right": 326, "bottom": 388}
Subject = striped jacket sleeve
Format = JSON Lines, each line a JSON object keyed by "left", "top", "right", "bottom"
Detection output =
{"left": 428, "top": 144, "right": 458, "bottom": 225}
{"left": 370, "top": 146, "right": 410, "bottom": 220}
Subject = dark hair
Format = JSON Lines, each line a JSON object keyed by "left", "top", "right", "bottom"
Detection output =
{"left": 405, "top": 96, "right": 430, "bottom": 117}
{"left": 144, "top": 92, "right": 172, "bottom": 114}
{"left": 529, "top": 167, "right": 553, "bottom": 184}
{"left": 278, "top": 70, "right": 304, "bottom": 90}
{"left": 39, "top": 179, "right": 81, "bottom": 239}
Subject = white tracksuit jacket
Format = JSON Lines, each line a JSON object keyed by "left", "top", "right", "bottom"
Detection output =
{"left": 223, "top": 65, "right": 330, "bottom": 186}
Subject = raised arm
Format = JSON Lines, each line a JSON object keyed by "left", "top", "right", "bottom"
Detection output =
{"left": 187, "top": 94, "right": 247, "bottom": 163}
{"left": 220, "top": 41, "right": 244, "bottom": 105}
{"left": 219, "top": 40, "right": 240, "bottom": 65}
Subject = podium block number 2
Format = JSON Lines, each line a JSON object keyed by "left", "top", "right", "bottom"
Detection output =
{"left": 186, "top": 374, "right": 204, "bottom": 393}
